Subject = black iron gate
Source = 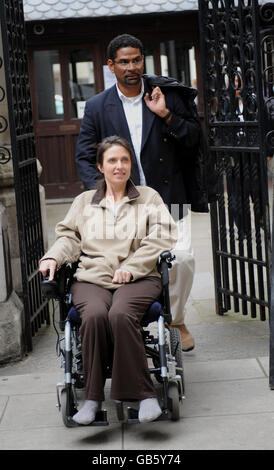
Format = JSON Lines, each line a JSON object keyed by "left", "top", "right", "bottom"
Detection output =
{"left": 198, "top": 0, "right": 273, "bottom": 378}
{"left": 0, "top": 0, "right": 49, "bottom": 351}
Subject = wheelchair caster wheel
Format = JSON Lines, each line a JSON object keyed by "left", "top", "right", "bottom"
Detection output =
{"left": 60, "top": 388, "right": 78, "bottom": 427}
{"left": 168, "top": 381, "right": 180, "bottom": 421}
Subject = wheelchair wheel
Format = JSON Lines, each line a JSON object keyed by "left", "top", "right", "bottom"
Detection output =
{"left": 168, "top": 380, "right": 180, "bottom": 421}
{"left": 169, "top": 327, "right": 185, "bottom": 394}
{"left": 60, "top": 387, "right": 78, "bottom": 427}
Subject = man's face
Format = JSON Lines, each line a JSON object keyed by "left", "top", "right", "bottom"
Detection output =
{"left": 107, "top": 47, "right": 144, "bottom": 88}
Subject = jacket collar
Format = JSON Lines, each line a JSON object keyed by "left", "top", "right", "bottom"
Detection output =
{"left": 91, "top": 178, "right": 140, "bottom": 205}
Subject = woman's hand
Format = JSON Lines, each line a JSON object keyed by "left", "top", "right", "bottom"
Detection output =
{"left": 39, "top": 259, "right": 57, "bottom": 280}
{"left": 112, "top": 269, "right": 132, "bottom": 284}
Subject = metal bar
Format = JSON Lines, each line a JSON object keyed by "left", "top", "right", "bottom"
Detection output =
{"left": 210, "top": 200, "right": 225, "bottom": 314}
{"left": 242, "top": 152, "right": 257, "bottom": 317}
{"left": 234, "top": 153, "right": 248, "bottom": 315}
{"left": 246, "top": 154, "right": 257, "bottom": 317}
{"left": 251, "top": 155, "right": 266, "bottom": 320}
{"left": 215, "top": 251, "right": 267, "bottom": 266}
{"left": 270, "top": 172, "right": 274, "bottom": 388}
{"left": 218, "top": 156, "right": 231, "bottom": 311}
{"left": 217, "top": 287, "right": 268, "bottom": 308}
{"left": 225, "top": 156, "right": 240, "bottom": 312}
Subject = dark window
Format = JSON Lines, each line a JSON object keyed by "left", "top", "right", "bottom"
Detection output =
{"left": 33, "top": 50, "right": 63, "bottom": 120}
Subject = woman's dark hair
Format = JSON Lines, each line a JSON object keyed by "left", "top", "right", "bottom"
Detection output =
{"left": 107, "top": 34, "right": 144, "bottom": 61}
{"left": 96, "top": 135, "right": 135, "bottom": 167}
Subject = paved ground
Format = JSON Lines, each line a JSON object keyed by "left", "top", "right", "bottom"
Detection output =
{"left": 0, "top": 204, "right": 272, "bottom": 453}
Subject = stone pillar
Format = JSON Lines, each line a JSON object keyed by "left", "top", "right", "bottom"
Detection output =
{"left": 0, "top": 33, "right": 24, "bottom": 362}
{"left": 0, "top": 180, "right": 22, "bottom": 296}
{"left": 0, "top": 125, "right": 48, "bottom": 364}
{"left": 0, "top": 202, "right": 24, "bottom": 363}
{"left": 0, "top": 144, "right": 49, "bottom": 364}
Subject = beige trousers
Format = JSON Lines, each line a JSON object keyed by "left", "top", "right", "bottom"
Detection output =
{"left": 169, "top": 215, "right": 195, "bottom": 326}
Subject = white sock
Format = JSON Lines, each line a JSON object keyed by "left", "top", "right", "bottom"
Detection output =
{"left": 138, "top": 398, "right": 162, "bottom": 423}
{"left": 72, "top": 400, "right": 99, "bottom": 425}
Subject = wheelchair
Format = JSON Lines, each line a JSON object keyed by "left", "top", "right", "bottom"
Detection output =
{"left": 41, "top": 251, "right": 185, "bottom": 427}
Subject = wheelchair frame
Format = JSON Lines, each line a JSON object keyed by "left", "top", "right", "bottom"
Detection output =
{"left": 41, "top": 251, "right": 185, "bottom": 427}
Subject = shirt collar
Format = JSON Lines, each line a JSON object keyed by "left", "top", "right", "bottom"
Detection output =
{"left": 116, "top": 78, "right": 144, "bottom": 103}
{"left": 91, "top": 178, "right": 140, "bottom": 205}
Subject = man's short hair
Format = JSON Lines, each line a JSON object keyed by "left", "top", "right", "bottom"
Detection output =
{"left": 107, "top": 34, "right": 144, "bottom": 61}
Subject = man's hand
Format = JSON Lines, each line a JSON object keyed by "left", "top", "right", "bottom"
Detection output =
{"left": 144, "top": 86, "right": 171, "bottom": 120}
{"left": 112, "top": 269, "right": 132, "bottom": 284}
{"left": 39, "top": 259, "right": 57, "bottom": 280}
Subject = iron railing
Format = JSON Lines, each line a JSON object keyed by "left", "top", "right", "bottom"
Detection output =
{"left": 198, "top": 0, "right": 274, "bottom": 385}
{"left": 0, "top": 0, "right": 49, "bottom": 351}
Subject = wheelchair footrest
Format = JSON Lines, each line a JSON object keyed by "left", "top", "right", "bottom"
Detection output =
{"left": 89, "top": 409, "right": 109, "bottom": 426}
{"left": 68, "top": 409, "right": 109, "bottom": 427}
{"left": 126, "top": 406, "right": 169, "bottom": 424}
{"left": 127, "top": 406, "right": 139, "bottom": 424}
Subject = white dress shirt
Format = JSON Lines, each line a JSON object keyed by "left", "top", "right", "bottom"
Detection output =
{"left": 116, "top": 80, "right": 146, "bottom": 185}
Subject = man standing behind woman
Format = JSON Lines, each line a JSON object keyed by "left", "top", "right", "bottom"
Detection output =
{"left": 76, "top": 33, "right": 207, "bottom": 351}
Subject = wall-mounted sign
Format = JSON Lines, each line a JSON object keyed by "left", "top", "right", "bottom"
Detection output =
{"left": 103, "top": 65, "right": 117, "bottom": 89}
{"left": 76, "top": 101, "right": 86, "bottom": 119}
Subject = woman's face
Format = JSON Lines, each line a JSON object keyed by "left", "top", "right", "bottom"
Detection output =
{"left": 98, "top": 144, "right": 132, "bottom": 187}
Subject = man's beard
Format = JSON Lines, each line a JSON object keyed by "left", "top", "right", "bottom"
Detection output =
{"left": 123, "top": 74, "right": 142, "bottom": 86}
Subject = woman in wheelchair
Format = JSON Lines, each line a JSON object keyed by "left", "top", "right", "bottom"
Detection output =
{"left": 39, "top": 135, "right": 177, "bottom": 425}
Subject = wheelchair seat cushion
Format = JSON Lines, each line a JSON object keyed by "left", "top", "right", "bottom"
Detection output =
{"left": 66, "top": 301, "right": 163, "bottom": 326}
{"left": 67, "top": 305, "right": 81, "bottom": 324}
{"left": 141, "top": 301, "right": 162, "bottom": 326}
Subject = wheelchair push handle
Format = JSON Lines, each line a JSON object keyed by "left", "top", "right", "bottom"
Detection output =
{"left": 159, "top": 251, "right": 175, "bottom": 268}
{"left": 157, "top": 252, "right": 175, "bottom": 325}
{"left": 158, "top": 251, "right": 175, "bottom": 287}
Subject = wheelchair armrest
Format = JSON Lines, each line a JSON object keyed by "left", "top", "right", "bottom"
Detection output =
{"left": 41, "top": 262, "right": 78, "bottom": 300}
{"left": 41, "top": 278, "right": 61, "bottom": 300}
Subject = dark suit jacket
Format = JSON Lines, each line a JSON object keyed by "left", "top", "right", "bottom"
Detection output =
{"left": 76, "top": 77, "right": 203, "bottom": 218}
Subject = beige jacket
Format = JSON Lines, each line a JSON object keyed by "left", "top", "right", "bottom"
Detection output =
{"left": 42, "top": 180, "right": 177, "bottom": 289}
